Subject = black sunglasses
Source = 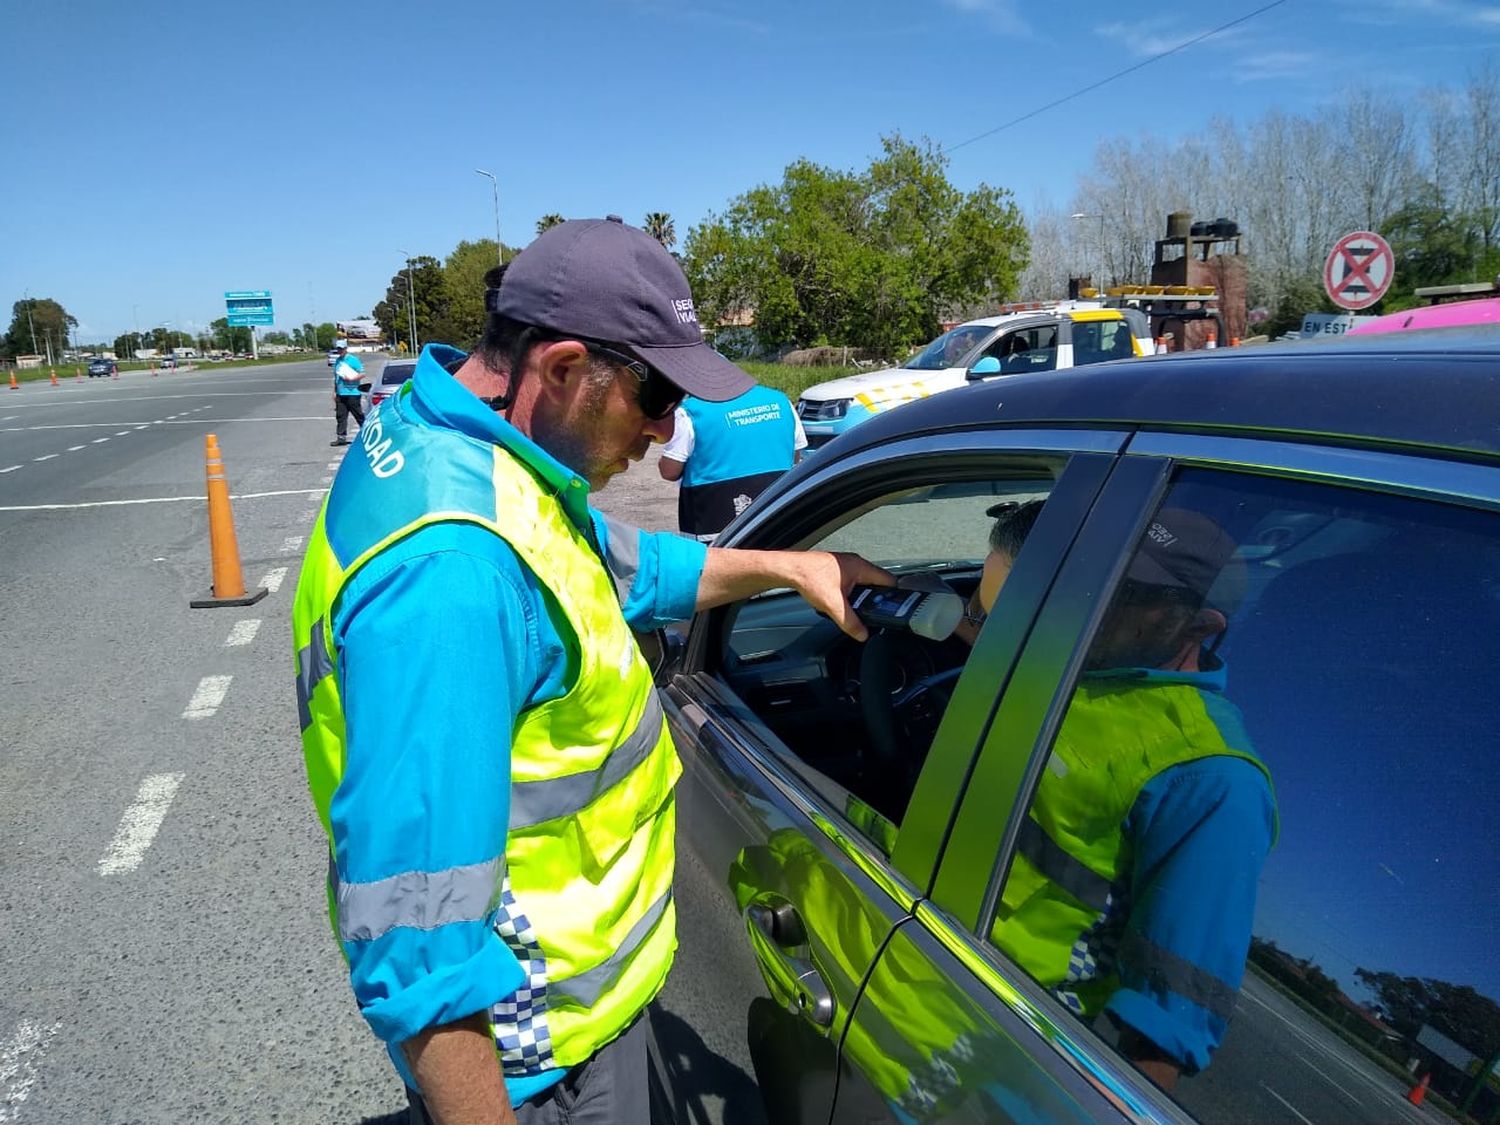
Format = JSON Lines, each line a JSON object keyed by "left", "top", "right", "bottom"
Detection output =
{"left": 583, "top": 342, "right": 684, "bottom": 420}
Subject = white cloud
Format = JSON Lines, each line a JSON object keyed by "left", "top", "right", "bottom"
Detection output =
{"left": 1335, "top": 0, "right": 1500, "bottom": 29}
{"left": 939, "top": 0, "right": 1028, "bottom": 34}
{"left": 1236, "top": 50, "right": 1322, "bottom": 83}
{"left": 1094, "top": 19, "right": 1243, "bottom": 59}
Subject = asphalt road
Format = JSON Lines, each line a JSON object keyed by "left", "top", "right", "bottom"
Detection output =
{"left": 0, "top": 359, "right": 684, "bottom": 1123}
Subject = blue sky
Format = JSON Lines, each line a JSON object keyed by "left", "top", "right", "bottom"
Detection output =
{"left": 4, "top": 0, "right": 1498, "bottom": 344}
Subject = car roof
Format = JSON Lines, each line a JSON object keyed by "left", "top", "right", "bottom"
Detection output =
{"left": 830, "top": 328, "right": 1500, "bottom": 463}
{"left": 954, "top": 304, "right": 1118, "bottom": 330}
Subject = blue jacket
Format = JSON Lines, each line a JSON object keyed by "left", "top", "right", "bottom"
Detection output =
{"left": 333, "top": 352, "right": 365, "bottom": 396}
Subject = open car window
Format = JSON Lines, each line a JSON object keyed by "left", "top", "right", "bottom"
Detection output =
{"left": 712, "top": 463, "right": 1064, "bottom": 859}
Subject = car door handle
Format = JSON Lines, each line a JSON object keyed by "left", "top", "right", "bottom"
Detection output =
{"left": 745, "top": 902, "right": 836, "bottom": 1028}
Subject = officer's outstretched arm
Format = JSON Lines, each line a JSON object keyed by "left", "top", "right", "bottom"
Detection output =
{"left": 698, "top": 548, "right": 894, "bottom": 641}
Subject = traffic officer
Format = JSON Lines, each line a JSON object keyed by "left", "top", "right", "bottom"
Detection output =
{"left": 657, "top": 384, "right": 807, "bottom": 540}
{"left": 330, "top": 341, "right": 366, "bottom": 446}
{"left": 292, "top": 216, "right": 890, "bottom": 1125}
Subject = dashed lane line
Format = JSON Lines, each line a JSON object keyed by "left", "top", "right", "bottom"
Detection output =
{"left": 0, "top": 1018, "right": 62, "bottom": 1122}
{"left": 67, "top": 444, "right": 86, "bottom": 452}
{"left": 32, "top": 454, "right": 57, "bottom": 462}
{"left": 182, "top": 675, "right": 232, "bottom": 719}
{"left": 260, "top": 567, "right": 288, "bottom": 593}
{"left": 97, "top": 773, "right": 186, "bottom": 876}
{"left": 0, "top": 488, "right": 328, "bottom": 512}
{"left": 281, "top": 535, "right": 304, "bottom": 552}
{"left": 91, "top": 437, "right": 109, "bottom": 444}
{"left": 0, "top": 466, "right": 20, "bottom": 474}
{"left": 225, "top": 619, "right": 262, "bottom": 647}
{"left": 1258, "top": 1082, "right": 1315, "bottom": 1125}
{"left": 113, "top": 430, "right": 130, "bottom": 436}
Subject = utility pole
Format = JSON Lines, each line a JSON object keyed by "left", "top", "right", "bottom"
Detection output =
{"left": 475, "top": 169, "right": 502, "bottom": 266}
{"left": 399, "top": 250, "right": 419, "bottom": 351}
{"left": 25, "top": 292, "right": 38, "bottom": 356}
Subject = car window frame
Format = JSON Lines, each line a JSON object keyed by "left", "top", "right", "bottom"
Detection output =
{"left": 676, "top": 427, "right": 1130, "bottom": 897}
{"left": 922, "top": 431, "right": 1500, "bottom": 1118}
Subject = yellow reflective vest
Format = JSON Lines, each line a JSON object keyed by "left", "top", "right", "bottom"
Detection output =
{"left": 292, "top": 387, "right": 680, "bottom": 1075}
{"left": 992, "top": 673, "right": 1271, "bottom": 1017}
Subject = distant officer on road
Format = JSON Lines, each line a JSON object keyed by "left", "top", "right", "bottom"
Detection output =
{"left": 657, "top": 385, "right": 807, "bottom": 541}
{"left": 331, "top": 341, "right": 366, "bottom": 446}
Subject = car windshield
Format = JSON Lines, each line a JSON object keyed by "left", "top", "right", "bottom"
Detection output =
{"left": 901, "top": 324, "right": 994, "bottom": 371}
{"left": 382, "top": 364, "right": 416, "bottom": 385}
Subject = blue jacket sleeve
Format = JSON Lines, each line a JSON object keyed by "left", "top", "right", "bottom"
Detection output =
{"left": 1105, "top": 756, "right": 1275, "bottom": 1074}
{"left": 591, "top": 511, "right": 707, "bottom": 630}
{"left": 331, "top": 529, "right": 539, "bottom": 1045}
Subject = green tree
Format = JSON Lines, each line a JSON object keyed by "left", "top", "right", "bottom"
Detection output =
{"left": 439, "top": 238, "right": 518, "bottom": 349}
{"left": 683, "top": 135, "right": 1028, "bottom": 357}
{"left": 208, "top": 318, "right": 254, "bottom": 354}
{"left": 372, "top": 257, "right": 447, "bottom": 350}
{"left": 113, "top": 331, "right": 145, "bottom": 359}
{"left": 536, "top": 213, "right": 565, "bottom": 236}
{"left": 1356, "top": 968, "right": 1500, "bottom": 1060}
{"left": 643, "top": 212, "right": 677, "bottom": 249}
{"left": 4, "top": 298, "right": 77, "bottom": 360}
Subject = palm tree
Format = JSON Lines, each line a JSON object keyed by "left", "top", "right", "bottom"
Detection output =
{"left": 643, "top": 212, "right": 676, "bottom": 250}
{"left": 536, "top": 213, "right": 565, "bottom": 236}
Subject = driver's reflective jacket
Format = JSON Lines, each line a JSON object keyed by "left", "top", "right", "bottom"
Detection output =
{"left": 292, "top": 384, "right": 680, "bottom": 1078}
{"left": 991, "top": 672, "right": 1271, "bottom": 1037}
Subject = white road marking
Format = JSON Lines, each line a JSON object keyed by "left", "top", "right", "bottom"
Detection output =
{"left": 135, "top": 424, "right": 148, "bottom": 430}
{"left": 1259, "top": 1082, "right": 1315, "bottom": 1125}
{"left": 98, "top": 773, "right": 186, "bottom": 875}
{"left": 32, "top": 454, "right": 57, "bottom": 462}
{"left": 225, "top": 620, "right": 262, "bottom": 646}
{"left": 0, "top": 415, "right": 14, "bottom": 421}
{"left": 67, "top": 444, "right": 86, "bottom": 451}
{"left": 0, "top": 488, "right": 328, "bottom": 512}
{"left": 0, "top": 1018, "right": 61, "bottom": 1122}
{"left": 261, "top": 566, "right": 288, "bottom": 593}
{"left": 325, "top": 462, "right": 341, "bottom": 470}
{"left": 320, "top": 474, "right": 332, "bottom": 483}
{"left": 182, "top": 675, "right": 232, "bottom": 719}
{"left": 91, "top": 437, "right": 109, "bottom": 444}
{"left": 114, "top": 430, "right": 130, "bottom": 436}
{"left": 1296, "top": 1053, "right": 1363, "bottom": 1105}
{"left": 281, "top": 535, "right": 304, "bottom": 552}
{"left": 0, "top": 466, "right": 21, "bottom": 474}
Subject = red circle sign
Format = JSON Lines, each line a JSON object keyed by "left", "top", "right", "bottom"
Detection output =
{"left": 1323, "top": 230, "right": 1394, "bottom": 311}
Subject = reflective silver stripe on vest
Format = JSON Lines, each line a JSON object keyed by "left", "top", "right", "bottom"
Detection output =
{"left": 333, "top": 855, "right": 505, "bottom": 944}
{"left": 1118, "top": 930, "right": 1238, "bottom": 1023}
{"left": 296, "top": 616, "right": 335, "bottom": 732}
{"left": 551, "top": 888, "right": 673, "bottom": 1008}
{"left": 1016, "top": 817, "right": 1113, "bottom": 914}
{"left": 599, "top": 513, "right": 640, "bottom": 600}
{"left": 509, "top": 691, "right": 665, "bottom": 830}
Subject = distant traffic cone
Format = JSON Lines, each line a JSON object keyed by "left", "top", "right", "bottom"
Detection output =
{"left": 1154, "top": 337, "right": 1167, "bottom": 355}
{"left": 1205, "top": 326, "right": 1219, "bottom": 350}
{"left": 189, "top": 434, "right": 268, "bottom": 608}
{"left": 1229, "top": 336, "right": 1241, "bottom": 347}
{"left": 151, "top": 361, "right": 157, "bottom": 377}
{"left": 1406, "top": 1073, "right": 1430, "bottom": 1106}
{"left": 8, "top": 371, "right": 17, "bottom": 390}
{"left": 75, "top": 366, "right": 83, "bottom": 382}
{"left": 49, "top": 369, "right": 59, "bottom": 386}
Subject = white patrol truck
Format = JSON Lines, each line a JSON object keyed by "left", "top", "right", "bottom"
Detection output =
{"left": 796, "top": 302, "right": 1152, "bottom": 451}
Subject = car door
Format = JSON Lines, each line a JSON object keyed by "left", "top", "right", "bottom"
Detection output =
{"left": 844, "top": 432, "right": 1500, "bottom": 1123}
{"left": 651, "top": 428, "right": 1127, "bottom": 1125}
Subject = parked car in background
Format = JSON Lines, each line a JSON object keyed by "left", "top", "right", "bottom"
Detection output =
{"left": 1347, "top": 295, "right": 1500, "bottom": 335}
{"left": 370, "top": 358, "right": 416, "bottom": 408}
{"left": 796, "top": 305, "right": 1152, "bottom": 452}
{"left": 86, "top": 358, "right": 116, "bottom": 378}
{"left": 158, "top": 356, "right": 178, "bottom": 371}
{"left": 650, "top": 331, "right": 1500, "bottom": 1125}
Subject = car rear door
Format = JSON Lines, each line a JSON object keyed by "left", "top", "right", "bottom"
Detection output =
{"left": 652, "top": 429, "right": 1126, "bottom": 1125}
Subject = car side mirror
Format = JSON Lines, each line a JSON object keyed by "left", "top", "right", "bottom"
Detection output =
{"left": 636, "top": 627, "right": 686, "bottom": 683}
{"left": 968, "top": 356, "right": 1002, "bottom": 379}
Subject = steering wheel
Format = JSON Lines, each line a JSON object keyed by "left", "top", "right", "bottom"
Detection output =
{"left": 859, "top": 630, "right": 964, "bottom": 792}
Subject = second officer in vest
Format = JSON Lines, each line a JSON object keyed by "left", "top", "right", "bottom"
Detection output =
{"left": 657, "top": 384, "right": 806, "bottom": 541}
{"left": 293, "top": 217, "right": 890, "bottom": 1125}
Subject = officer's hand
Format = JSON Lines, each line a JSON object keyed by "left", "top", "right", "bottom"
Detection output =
{"left": 793, "top": 551, "right": 895, "bottom": 642}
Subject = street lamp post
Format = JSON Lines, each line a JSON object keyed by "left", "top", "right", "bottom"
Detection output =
{"left": 475, "top": 169, "right": 502, "bottom": 266}
{"left": 398, "top": 250, "right": 419, "bottom": 352}
{"left": 1069, "top": 212, "right": 1107, "bottom": 290}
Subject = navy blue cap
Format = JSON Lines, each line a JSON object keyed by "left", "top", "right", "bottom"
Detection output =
{"left": 492, "top": 216, "right": 753, "bottom": 402}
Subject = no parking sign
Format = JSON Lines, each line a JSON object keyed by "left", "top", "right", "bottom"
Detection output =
{"left": 1323, "top": 231, "right": 1394, "bottom": 311}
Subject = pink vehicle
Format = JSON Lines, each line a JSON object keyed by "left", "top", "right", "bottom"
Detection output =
{"left": 1348, "top": 294, "right": 1500, "bottom": 335}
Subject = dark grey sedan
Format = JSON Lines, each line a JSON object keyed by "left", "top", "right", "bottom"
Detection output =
{"left": 650, "top": 332, "right": 1500, "bottom": 1125}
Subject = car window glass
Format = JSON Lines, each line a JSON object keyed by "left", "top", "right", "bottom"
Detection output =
{"left": 985, "top": 467, "right": 1500, "bottom": 1121}
{"left": 382, "top": 364, "right": 416, "bottom": 385}
{"left": 983, "top": 327, "right": 1059, "bottom": 375}
{"left": 716, "top": 466, "right": 1061, "bottom": 859}
{"left": 903, "top": 324, "right": 995, "bottom": 371}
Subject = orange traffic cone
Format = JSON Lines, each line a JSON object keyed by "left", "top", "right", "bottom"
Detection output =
{"left": 1229, "top": 336, "right": 1241, "bottom": 347}
{"left": 1406, "top": 1073, "right": 1430, "bottom": 1106}
{"left": 49, "top": 369, "right": 59, "bottom": 386}
{"left": 1205, "top": 326, "right": 1219, "bottom": 350}
{"left": 75, "top": 366, "right": 83, "bottom": 382}
{"left": 189, "top": 434, "right": 269, "bottom": 608}
{"left": 7, "top": 371, "right": 17, "bottom": 390}
{"left": 151, "top": 362, "right": 157, "bottom": 377}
